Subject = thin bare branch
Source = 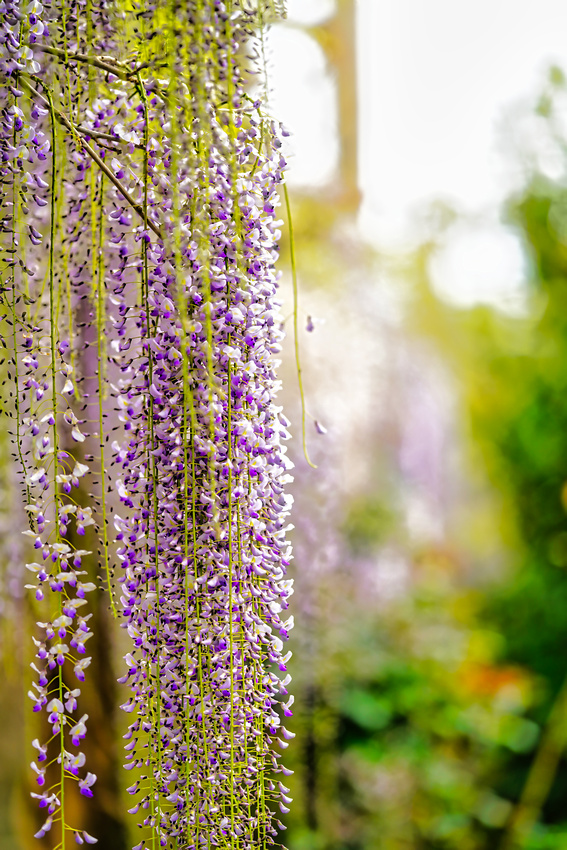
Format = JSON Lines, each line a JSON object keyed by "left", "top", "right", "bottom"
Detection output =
{"left": 20, "top": 76, "right": 163, "bottom": 241}
{"left": 33, "top": 44, "right": 134, "bottom": 80}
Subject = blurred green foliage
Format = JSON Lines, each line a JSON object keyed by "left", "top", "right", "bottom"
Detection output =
{"left": 282, "top": 71, "right": 567, "bottom": 850}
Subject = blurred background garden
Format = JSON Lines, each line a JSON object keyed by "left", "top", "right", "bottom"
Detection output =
{"left": 6, "top": 0, "right": 567, "bottom": 847}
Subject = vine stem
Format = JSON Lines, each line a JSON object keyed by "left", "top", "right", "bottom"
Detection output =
{"left": 20, "top": 75, "right": 164, "bottom": 239}
{"left": 283, "top": 183, "right": 316, "bottom": 469}
{"left": 45, "top": 83, "right": 66, "bottom": 850}
{"left": 95, "top": 176, "right": 117, "bottom": 618}
{"left": 10, "top": 79, "right": 31, "bottom": 507}
{"left": 33, "top": 43, "right": 136, "bottom": 80}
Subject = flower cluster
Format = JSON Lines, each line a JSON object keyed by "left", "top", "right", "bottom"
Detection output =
{"left": 104, "top": 5, "right": 295, "bottom": 846}
{"left": 0, "top": 0, "right": 103, "bottom": 844}
{"left": 1, "top": 0, "right": 294, "bottom": 847}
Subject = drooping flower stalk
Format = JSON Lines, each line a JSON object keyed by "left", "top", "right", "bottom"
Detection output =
{"left": 106, "top": 6, "right": 295, "bottom": 845}
{"left": 1, "top": 0, "right": 294, "bottom": 848}
{"left": 1, "top": 2, "right": 100, "bottom": 845}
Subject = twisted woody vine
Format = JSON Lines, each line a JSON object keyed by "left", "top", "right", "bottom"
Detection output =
{"left": 0, "top": 0, "right": 296, "bottom": 847}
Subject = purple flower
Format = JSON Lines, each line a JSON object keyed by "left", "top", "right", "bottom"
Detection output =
{"left": 78, "top": 772, "right": 97, "bottom": 798}
{"left": 4, "top": 0, "right": 293, "bottom": 846}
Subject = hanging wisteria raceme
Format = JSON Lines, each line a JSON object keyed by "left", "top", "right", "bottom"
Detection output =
{"left": 1, "top": 0, "right": 100, "bottom": 845}
{"left": 0, "top": 0, "right": 295, "bottom": 848}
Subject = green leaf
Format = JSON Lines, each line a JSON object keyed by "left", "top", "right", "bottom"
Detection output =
{"left": 341, "top": 688, "right": 392, "bottom": 731}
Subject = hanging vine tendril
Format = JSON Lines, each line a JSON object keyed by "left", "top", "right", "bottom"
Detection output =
{"left": 0, "top": 0, "right": 295, "bottom": 847}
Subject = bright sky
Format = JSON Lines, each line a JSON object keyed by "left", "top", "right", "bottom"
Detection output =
{"left": 270, "top": 0, "right": 567, "bottom": 310}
